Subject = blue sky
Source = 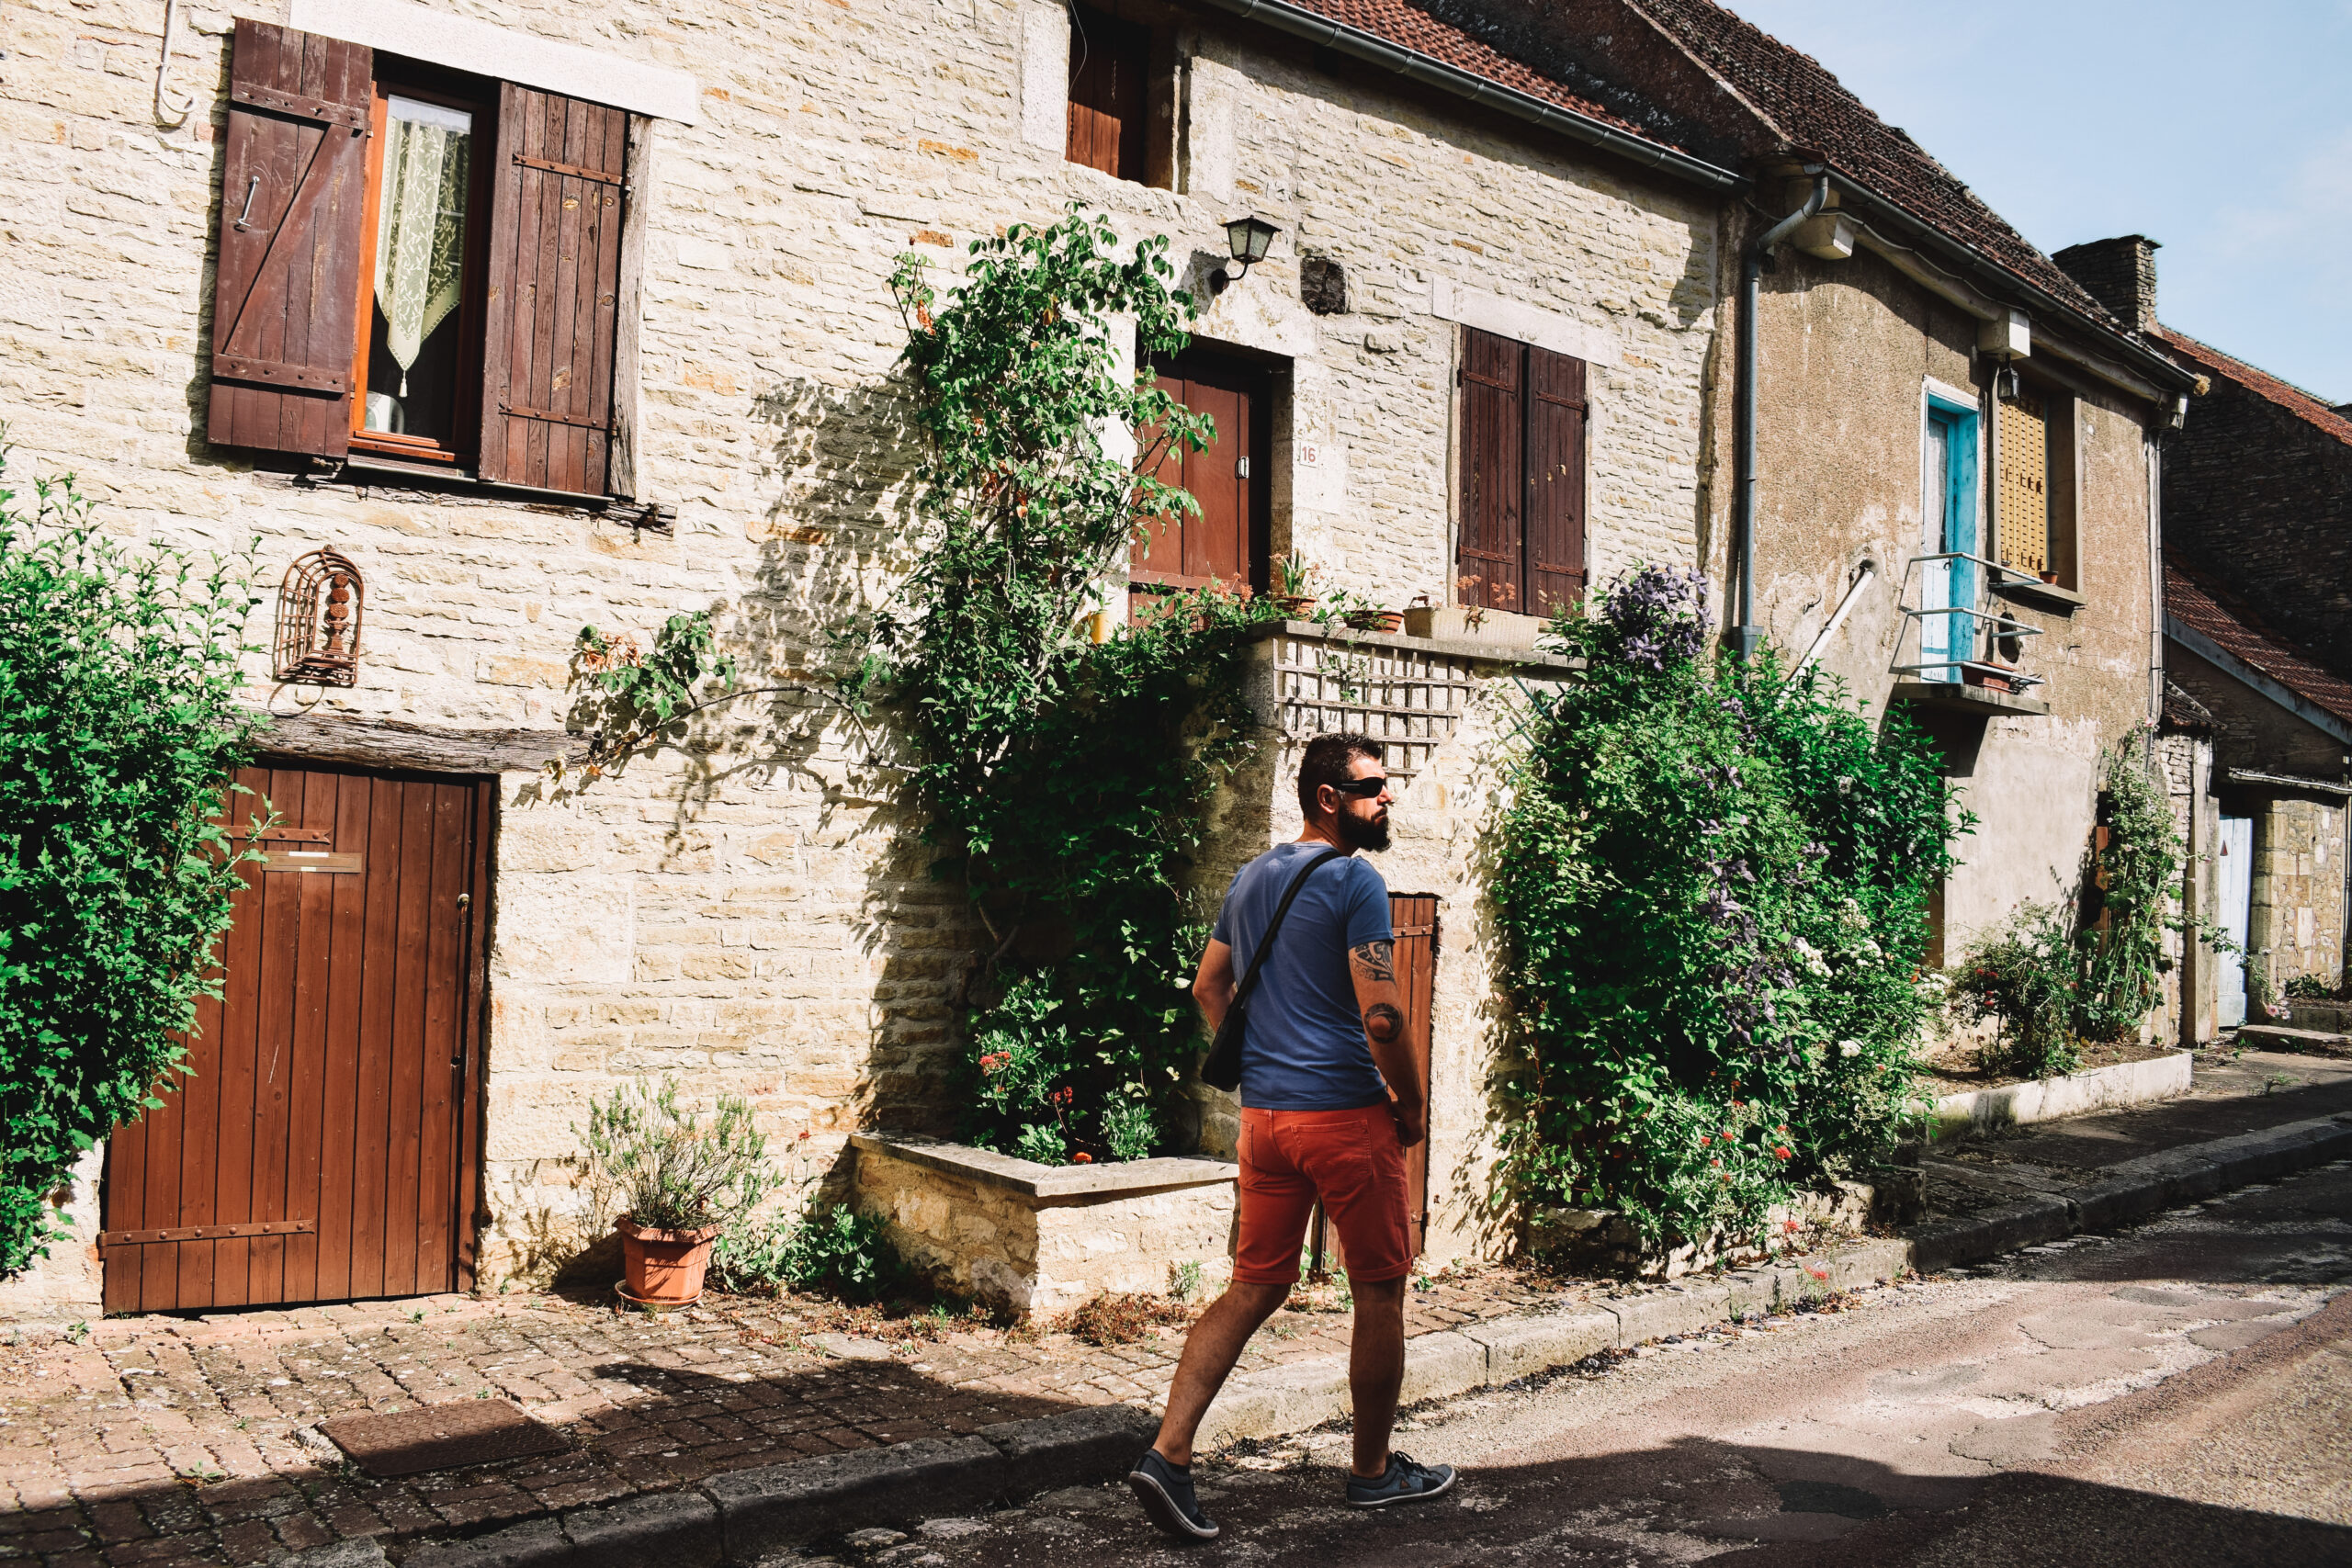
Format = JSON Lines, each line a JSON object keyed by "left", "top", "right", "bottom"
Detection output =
{"left": 1724, "top": 0, "right": 2351, "bottom": 403}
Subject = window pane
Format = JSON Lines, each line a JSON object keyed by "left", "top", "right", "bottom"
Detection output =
{"left": 363, "top": 96, "right": 473, "bottom": 443}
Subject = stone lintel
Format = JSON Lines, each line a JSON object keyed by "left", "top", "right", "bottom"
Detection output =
{"left": 849, "top": 1134, "right": 1236, "bottom": 1207}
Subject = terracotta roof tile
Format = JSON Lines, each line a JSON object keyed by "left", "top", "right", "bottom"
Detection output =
{"left": 1284, "top": 0, "right": 1673, "bottom": 141}
{"left": 2165, "top": 557, "right": 2352, "bottom": 728}
{"left": 1623, "top": 0, "right": 2120, "bottom": 327}
{"left": 2152, "top": 325, "right": 2352, "bottom": 447}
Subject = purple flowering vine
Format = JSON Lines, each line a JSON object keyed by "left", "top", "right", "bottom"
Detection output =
{"left": 1600, "top": 563, "right": 1709, "bottom": 673}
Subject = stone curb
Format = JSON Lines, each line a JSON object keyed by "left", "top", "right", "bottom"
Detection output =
{"left": 1908, "top": 1110, "right": 2352, "bottom": 1273}
{"left": 284, "top": 1111, "right": 2352, "bottom": 1567}
{"left": 1927, "top": 1050, "right": 2194, "bottom": 1143}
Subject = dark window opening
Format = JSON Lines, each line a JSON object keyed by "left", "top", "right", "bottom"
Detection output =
{"left": 351, "top": 68, "right": 495, "bottom": 463}
{"left": 1066, "top": 5, "right": 1150, "bottom": 182}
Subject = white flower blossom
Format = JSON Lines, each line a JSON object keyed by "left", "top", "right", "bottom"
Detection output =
{"left": 1838, "top": 1039, "right": 1862, "bottom": 1058}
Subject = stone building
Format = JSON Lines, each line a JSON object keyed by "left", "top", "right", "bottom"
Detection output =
{"left": 0, "top": 0, "right": 2203, "bottom": 1320}
{"left": 2051, "top": 237, "right": 2351, "bottom": 1031}
{"left": 1484, "top": 3, "right": 2203, "bottom": 994}
{"left": 0, "top": 0, "right": 1747, "bottom": 1316}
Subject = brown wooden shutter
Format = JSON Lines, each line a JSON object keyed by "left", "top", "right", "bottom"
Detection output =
{"left": 1996, "top": 388, "right": 2050, "bottom": 575}
{"left": 480, "top": 85, "right": 628, "bottom": 495}
{"left": 1066, "top": 6, "right": 1148, "bottom": 180}
{"left": 206, "top": 20, "right": 372, "bottom": 457}
{"left": 1457, "top": 327, "right": 1524, "bottom": 613}
{"left": 1526, "top": 345, "right": 1589, "bottom": 616}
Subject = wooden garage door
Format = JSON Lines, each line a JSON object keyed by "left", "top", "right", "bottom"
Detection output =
{"left": 101, "top": 764, "right": 491, "bottom": 1314}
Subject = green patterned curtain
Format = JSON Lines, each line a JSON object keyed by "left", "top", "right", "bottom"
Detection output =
{"left": 373, "top": 96, "right": 472, "bottom": 400}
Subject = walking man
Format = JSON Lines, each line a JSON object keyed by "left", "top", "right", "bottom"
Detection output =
{"left": 1129, "top": 733, "right": 1457, "bottom": 1540}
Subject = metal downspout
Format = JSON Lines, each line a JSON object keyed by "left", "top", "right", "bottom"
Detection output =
{"left": 1732, "top": 169, "right": 1827, "bottom": 660}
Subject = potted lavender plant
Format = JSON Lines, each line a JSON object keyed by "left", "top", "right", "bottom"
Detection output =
{"left": 578, "top": 1077, "right": 774, "bottom": 1308}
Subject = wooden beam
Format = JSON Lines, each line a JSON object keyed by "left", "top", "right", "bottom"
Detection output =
{"left": 248, "top": 712, "right": 586, "bottom": 774}
{"left": 606, "top": 114, "right": 656, "bottom": 502}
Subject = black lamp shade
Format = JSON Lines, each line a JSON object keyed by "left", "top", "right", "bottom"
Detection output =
{"left": 1226, "top": 214, "right": 1279, "bottom": 265}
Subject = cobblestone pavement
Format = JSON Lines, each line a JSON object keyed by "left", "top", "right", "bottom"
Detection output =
{"left": 0, "top": 1262, "right": 1576, "bottom": 1565}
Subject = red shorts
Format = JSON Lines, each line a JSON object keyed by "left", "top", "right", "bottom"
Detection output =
{"left": 1233, "top": 1103, "right": 1414, "bottom": 1286}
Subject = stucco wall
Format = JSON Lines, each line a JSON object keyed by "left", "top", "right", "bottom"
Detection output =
{"left": 0, "top": 0, "right": 1714, "bottom": 1296}
{"left": 1710, "top": 238, "right": 2164, "bottom": 973}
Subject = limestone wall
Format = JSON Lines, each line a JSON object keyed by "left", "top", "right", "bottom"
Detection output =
{"left": 0, "top": 0, "right": 1716, "bottom": 1293}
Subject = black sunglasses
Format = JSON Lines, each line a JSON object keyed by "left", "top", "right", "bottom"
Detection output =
{"left": 1328, "top": 776, "right": 1390, "bottom": 799}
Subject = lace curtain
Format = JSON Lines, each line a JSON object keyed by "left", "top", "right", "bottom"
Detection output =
{"left": 373, "top": 96, "right": 472, "bottom": 400}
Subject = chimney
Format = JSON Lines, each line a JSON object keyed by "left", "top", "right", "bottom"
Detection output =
{"left": 2052, "top": 235, "right": 2160, "bottom": 333}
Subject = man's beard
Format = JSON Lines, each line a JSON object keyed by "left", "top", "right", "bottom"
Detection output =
{"left": 1337, "top": 809, "right": 1391, "bottom": 852}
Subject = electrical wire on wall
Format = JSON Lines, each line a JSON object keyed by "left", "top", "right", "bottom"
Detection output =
{"left": 153, "top": 0, "right": 193, "bottom": 127}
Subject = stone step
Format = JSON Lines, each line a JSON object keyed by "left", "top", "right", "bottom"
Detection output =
{"left": 2238, "top": 1023, "right": 2352, "bottom": 1058}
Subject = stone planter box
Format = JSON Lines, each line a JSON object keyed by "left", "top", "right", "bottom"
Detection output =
{"left": 1927, "top": 1050, "right": 2193, "bottom": 1144}
{"left": 848, "top": 1134, "right": 1238, "bottom": 1317}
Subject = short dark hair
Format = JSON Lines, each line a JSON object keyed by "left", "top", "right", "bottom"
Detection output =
{"left": 1297, "top": 733, "right": 1385, "bottom": 818}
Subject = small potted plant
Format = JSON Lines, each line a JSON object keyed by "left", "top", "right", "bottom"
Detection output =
{"left": 578, "top": 1077, "right": 774, "bottom": 1309}
{"left": 1271, "top": 551, "right": 1318, "bottom": 617}
{"left": 1342, "top": 599, "right": 1404, "bottom": 634}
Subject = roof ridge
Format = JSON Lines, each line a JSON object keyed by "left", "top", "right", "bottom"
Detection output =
{"left": 2154, "top": 323, "right": 2352, "bottom": 446}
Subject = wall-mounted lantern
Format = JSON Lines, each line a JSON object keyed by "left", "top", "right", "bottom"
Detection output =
{"left": 1213, "top": 214, "right": 1282, "bottom": 293}
{"left": 273, "top": 548, "right": 364, "bottom": 686}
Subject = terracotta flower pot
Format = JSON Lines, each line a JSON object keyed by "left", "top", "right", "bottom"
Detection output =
{"left": 1270, "top": 594, "right": 1317, "bottom": 617}
{"left": 616, "top": 1217, "right": 721, "bottom": 1305}
{"left": 1343, "top": 609, "right": 1404, "bottom": 633}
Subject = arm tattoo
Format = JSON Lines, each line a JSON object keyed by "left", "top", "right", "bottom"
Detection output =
{"left": 1351, "top": 939, "right": 1396, "bottom": 983}
{"left": 1363, "top": 1001, "right": 1404, "bottom": 1044}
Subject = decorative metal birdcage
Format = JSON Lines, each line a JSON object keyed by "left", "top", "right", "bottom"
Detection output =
{"left": 273, "top": 548, "right": 364, "bottom": 687}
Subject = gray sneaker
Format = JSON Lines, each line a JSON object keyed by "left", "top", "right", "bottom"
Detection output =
{"left": 1128, "top": 1448, "right": 1219, "bottom": 1540}
{"left": 1346, "top": 1450, "right": 1457, "bottom": 1508}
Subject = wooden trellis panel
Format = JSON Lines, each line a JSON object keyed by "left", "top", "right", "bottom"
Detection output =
{"left": 1272, "top": 631, "right": 1478, "bottom": 784}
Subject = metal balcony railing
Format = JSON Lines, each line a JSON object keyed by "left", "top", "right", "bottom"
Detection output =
{"left": 1893, "top": 550, "right": 2046, "bottom": 692}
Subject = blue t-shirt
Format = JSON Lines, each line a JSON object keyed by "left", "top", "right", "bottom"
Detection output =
{"left": 1210, "top": 840, "right": 1394, "bottom": 1110}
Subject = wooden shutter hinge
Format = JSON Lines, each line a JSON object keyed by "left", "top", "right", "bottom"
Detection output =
{"left": 500, "top": 402, "right": 609, "bottom": 431}
{"left": 510, "top": 151, "right": 626, "bottom": 186}
{"left": 100, "top": 1219, "right": 316, "bottom": 1247}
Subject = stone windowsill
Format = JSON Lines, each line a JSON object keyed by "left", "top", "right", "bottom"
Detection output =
{"left": 1241, "top": 617, "right": 1584, "bottom": 674}
{"left": 850, "top": 1133, "right": 1236, "bottom": 1208}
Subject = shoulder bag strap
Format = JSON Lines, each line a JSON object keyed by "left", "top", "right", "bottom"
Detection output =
{"left": 1229, "top": 846, "right": 1346, "bottom": 1010}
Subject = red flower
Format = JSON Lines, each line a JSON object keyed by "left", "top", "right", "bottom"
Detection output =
{"left": 1773, "top": 1145, "right": 1792, "bottom": 1160}
{"left": 1697, "top": 1135, "right": 1710, "bottom": 1146}
{"left": 797, "top": 1130, "right": 811, "bottom": 1141}
{"left": 1072, "top": 1152, "right": 1093, "bottom": 1164}
{"left": 1782, "top": 1219, "right": 1799, "bottom": 1233}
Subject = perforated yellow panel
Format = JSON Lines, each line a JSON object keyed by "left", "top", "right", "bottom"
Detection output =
{"left": 1998, "top": 391, "right": 2050, "bottom": 575}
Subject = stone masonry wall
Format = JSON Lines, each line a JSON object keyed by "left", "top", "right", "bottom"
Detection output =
{"left": 2250, "top": 795, "right": 2348, "bottom": 995}
{"left": 0, "top": 0, "right": 1713, "bottom": 1299}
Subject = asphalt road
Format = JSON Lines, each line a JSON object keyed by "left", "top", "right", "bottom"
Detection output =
{"left": 799, "top": 1158, "right": 2352, "bottom": 1567}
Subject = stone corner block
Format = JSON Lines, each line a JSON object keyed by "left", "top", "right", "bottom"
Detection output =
{"left": 1606, "top": 1280, "right": 1733, "bottom": 1345}
{"left": 705, "top": 1434, "right": 1008, "bottom": 1562}
{"left": 562, "top": 1487, "right": 721, "bottom": 1568}
{"left": 279, "top": 1541, "right": 390, "bottom": 1568}
{"left": 403, "top": 1519, "right": 570, "bottom": 1568}
{"left": 1396, "top": 1329, "right": 1487, "bottom": 1407}
{"left": 979, "top": 1402, "right": 1159, "bottom": 1495}
{"left": 1461, "top": 1309, "right": 1617, "bottom": 1384}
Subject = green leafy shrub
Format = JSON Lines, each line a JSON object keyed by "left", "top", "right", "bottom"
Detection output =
{"left": 576, "top": 1077, "right": 775, "bottom": 1233}
{"left": 1950, "top": 904, "right": 2081, "bottom": 1078}
{"left": 860, "top": 209, "right": 1276, "bottom": 1163}
{"left": 2284, "top": 974, "right": 2342, "bottom": 1001}
{"left": 709, "top": 1201, "right": 902, "bottom": 1303}
{"left": 1492, "top": 565, "right": 1963, "bottom": 1247}
{"left": 0, "top": 451, "right": 264, "bottom": 1274}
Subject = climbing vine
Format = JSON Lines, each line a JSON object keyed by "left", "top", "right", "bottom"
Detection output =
{"left": 855, "top": 208, "right": 1279, "bottom": 1162}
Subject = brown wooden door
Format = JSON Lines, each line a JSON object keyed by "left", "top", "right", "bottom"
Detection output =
{"left": 1132, "top": 354, "right": 1266, "bottom": 613}
{"left": 1389, "top": 894, "right": 1437, "bottom": 1258}
{"left": 101, "top": 764, "right": 491, "bottom": 1314}
{"left": 1312, "top": 893, "right": 1437, "bottom": 1271}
